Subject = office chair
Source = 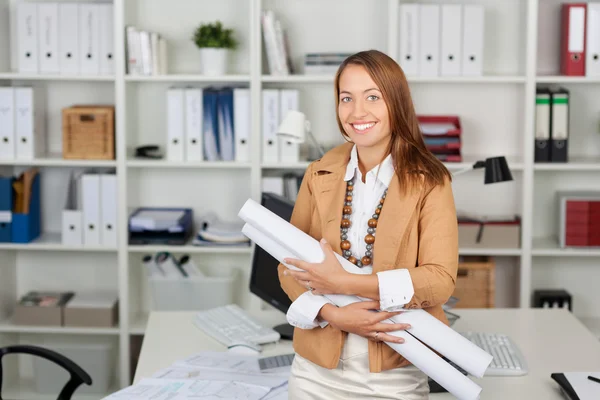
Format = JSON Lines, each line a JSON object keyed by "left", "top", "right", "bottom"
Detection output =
{"left": 0, "top": 345, "right": 92, "bottom": 400}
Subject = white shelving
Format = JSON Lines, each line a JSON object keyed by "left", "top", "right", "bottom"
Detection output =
{"left": 2, "top": 0, "right": 600, "bottom": 397}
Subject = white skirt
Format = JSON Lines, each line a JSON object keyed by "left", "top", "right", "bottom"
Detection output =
{"left": 288, "top": 333, "right": 430, "bottom": 400}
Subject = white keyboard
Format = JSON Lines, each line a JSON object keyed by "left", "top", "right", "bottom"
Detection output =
{"left": 461, "top": 331, "right": 528, "bottom": 376}
{"left": 194, "top": 304, "right": 281, "bottom": 347}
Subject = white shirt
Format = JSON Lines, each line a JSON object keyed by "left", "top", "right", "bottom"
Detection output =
{"left": 286, "top": 145, "right": 415, "bottom": 329}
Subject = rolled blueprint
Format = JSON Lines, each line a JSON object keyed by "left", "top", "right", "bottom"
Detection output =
{"left": 241, "top": 223, "right": 482, "bottom": 400}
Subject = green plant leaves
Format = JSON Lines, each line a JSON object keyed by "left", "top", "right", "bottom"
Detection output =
{"left": 192, "top": 20, "right": 237, "bottom": 49}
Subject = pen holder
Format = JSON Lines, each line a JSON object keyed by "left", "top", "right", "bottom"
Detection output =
{"left": 12, "top": 173, "right": 41, "bottom": 243}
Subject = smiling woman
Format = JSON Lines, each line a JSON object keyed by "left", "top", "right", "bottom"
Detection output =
{"left": 276, "top": 49, "right": 459, "bottom": 400}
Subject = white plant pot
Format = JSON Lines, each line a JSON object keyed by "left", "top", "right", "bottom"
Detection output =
{"left": 199, "top": 48, "right": 228, "bottom": 76}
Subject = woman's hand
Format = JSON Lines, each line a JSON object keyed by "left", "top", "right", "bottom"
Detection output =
{"left": 283, "top": 238, "right": 350, "bottom": 295}
{"left": 324, "top": 301, "right": 410, "bottom": 344}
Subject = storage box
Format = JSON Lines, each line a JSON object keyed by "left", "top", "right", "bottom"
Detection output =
{"left": 149, "top": 269, "right": 238, "bottom": 311}
{"left": 452, "top": 256, "right": 495, "bottom": 308}
{"left": 13, "top": 291, "right": 74, "bottom": 326}
{"left": 64, "top": 292, "right": 119, "bottom": 328}
{"left": 33, "top": 342, "right": 114, "bottom": 394}
{"left": 62, "top": 105, "right": 115, "bottom": 160}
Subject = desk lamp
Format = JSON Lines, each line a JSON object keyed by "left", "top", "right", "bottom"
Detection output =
{"left": 452, "top": 156, "right": 513, "bottom": 184}
{"left": 277, "top": 110, "right": 325, "bottom": 158}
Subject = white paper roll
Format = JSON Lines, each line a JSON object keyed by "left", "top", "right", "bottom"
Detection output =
{"left": 241, "top": 222, "right": 483, "bottom": 400}
{"left": 238, "top": 198, "right": 492, "bottom": 377}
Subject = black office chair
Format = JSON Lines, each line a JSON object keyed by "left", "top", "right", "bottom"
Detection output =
{"left": 0, "top": 345, "right": 92, "bottom": 400}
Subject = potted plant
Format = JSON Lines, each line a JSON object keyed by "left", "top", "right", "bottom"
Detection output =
{"left": 192, "top": 21, "right": 237, "bottom": 75}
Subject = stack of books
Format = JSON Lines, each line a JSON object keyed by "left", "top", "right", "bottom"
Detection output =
{"left": 126, "top": 26, "right": 168, "bottom": 76}
{"left": 304, "top": 53, "right": 352, "bottom": 75}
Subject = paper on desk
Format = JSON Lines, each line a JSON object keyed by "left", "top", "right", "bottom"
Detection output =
{"left": 173, "top": 351, "right": 260, "bottom": 373}
{"left": 239, "top": 199, "right": 494, "bottom": 400}
{"left": 152, "top": 366, "right": 288, "bottom": 389}
{"left": 102, "top": 378, "right": 271, "bottom": 400}
{"left": 262, "top": 384, "right": 288, "bottom": 400}
{"left": 564, "top": 372, "right": 600, "bottom": 399}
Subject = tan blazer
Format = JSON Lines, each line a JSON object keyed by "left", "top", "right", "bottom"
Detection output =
{"left": 277, "top": 142, "right": 459, "bottom": 373}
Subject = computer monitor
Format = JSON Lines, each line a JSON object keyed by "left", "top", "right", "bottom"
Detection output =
{"left": 249, "top": 192, "right": 295, "bottom": 340}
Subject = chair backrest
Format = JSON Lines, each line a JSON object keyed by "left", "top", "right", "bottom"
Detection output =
{"left": 0, "top": 345, "right": 92, "bottom": 400}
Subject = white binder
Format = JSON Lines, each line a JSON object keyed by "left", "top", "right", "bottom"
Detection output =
{"left": 278, "top": 89, "right": 300, "bottom": 163}
{"left": 233, "top": 88, "right": 250, "bottom": 163}
{"left": 98, "top": 3, "right": 114, "bottom": 75}
{"left": 17, "top": 2, "right": 39, "bottom": 73}
{"left": 586, "top": 3, "right": 600, "bottom": 76}
{"left": 462, "top": 5, "right": 484, "bottom": 76}
{"left": 37, "top": 3, "right": 60, "bottom": 74}
{"left": 14, "top": 87, "right": 45, "bottom": 160}
{"left": 418, "top": 4, "right": 440, "bottom": 77}
{"left": 79, "top": 4, "right": 100, "bottom": 75}
{"left": 100, "top": 173, "right": 117, "bottom": 247}
{"left": 440, "top": 4, "right": 462, "bottom": 76}
{"left": 0, "top": 88, "right": 15, "bottom": 160}
{"left": 398, "top": 4, "right": 419, "bottom": 76}
{"left": 262, "top": 89, "right": 280, "bottom": 164}
{"left": 184, "top": 88, "right": 203, "bottom": 162}
{"left": 167, "top": 88, "right": 185, "bottom": 162}
{"left": 80, "top": 173, "right": 101, "bottom": 246}
{"left": 58, "top": 3, "right": 80, "bottom": 75}
{"left": 62, "top": 171, "right": 83, "bottom": 246}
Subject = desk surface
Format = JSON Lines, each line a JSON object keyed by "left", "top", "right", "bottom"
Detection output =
{"left": 135, "top": 308, "right": 600, "bottom": 399}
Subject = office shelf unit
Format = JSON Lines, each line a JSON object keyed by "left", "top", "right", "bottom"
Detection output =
{"left": 0, "top": 0, "right": 599, "bottom": 397}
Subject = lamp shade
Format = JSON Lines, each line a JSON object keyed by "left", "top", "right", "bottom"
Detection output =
{"left": 484, "top": 156, "right": 513, "bottom": 184}
{"left": 277, "top": 110, "right": 307, "bottom": 143}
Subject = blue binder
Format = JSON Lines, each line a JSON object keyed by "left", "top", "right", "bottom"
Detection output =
{"left": 0, "top": 176, "right": 13, "bottom": 242}
{"left": 12, "top": 172, "right": 41, "bottom": 243}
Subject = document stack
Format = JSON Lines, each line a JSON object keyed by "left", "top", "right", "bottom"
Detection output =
{"left": 261, "top": 10, "right": 294, "bottom": 75}
{"left": 398, "top": 3, "right": 484, "bottom": 77}
{"left": 534, "top": 86, "right": 569, "bottom": 163}
{"left": 304, "top": 53, "right": 353, "bottom": 75}
{"left": 0, "top": 86, "right": 45, "bottom": 161}
{"left": 418, "top": 115, "right": 462, "bottom": 162}
{"left": 560, "top": 3, "right": 600, "bottom": 77}
{"left": 262, "top": 89, "right": 301, "bottom": 163}
{"left": 102, "top": 351, "right": 289, "bottom": 400}
{"left": 126, "top": 26, "right": 168, "bottom": 76}
{"left": 192, "top": 212, "right": 250, "bottom": 247}
{"left": 62, "top": 171, "right": 117, "bottom": 247}
{"left": 16, "top": 2, "right": 114, "bottom": 75}
{"left": 128, "top": 208, "right": 194, "bottom": 245}
{"left": 165, "top": 86, "right": 250, "bottom": 163}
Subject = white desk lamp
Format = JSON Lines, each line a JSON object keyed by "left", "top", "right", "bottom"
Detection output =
{"left": 277, "top": 110, "right": 325, "bottom": 158}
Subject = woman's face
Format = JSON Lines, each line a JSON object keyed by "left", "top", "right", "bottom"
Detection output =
{"left": 338, "top": 64, "right": 391, "bottom": 150}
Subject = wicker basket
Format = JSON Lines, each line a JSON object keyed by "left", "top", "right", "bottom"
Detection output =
{"left": 62, "top": 105, "right": 115, "bottom": 160}
{"left": 452, "top": 255, "right": 495, "bottom": 308}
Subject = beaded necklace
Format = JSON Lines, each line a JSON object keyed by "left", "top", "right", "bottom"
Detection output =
{"left": 339, "top": 176, "right": 387, "bottom": 267}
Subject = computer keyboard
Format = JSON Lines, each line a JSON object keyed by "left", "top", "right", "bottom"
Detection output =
{"left": 461, "top": 331, "right": 528, "bottom": 376}
{"left": 194, "top": 304, "right": 281, "bottom": 347}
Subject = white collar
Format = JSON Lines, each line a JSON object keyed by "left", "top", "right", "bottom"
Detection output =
{"left": 344, "top": 144, "right": 394, "bottom": 187}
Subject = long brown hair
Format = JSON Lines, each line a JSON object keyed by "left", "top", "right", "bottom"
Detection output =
{"left": 334, "top": 49, "right": 452, "bottom": 193}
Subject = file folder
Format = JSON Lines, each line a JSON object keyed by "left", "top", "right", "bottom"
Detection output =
{"left": 586, "top": 3, "right": 600, "bottom": 77}
{"left": 37, "top": 3, "right": 60, "bottom": 74}
{"left": 80, "top": 173, "right": 101, "bottom": 246}
{"left": 278, "top": 89, "right": 300, "bottom": 163}
{"left": 561, "top": 3, "right": 587, "bottom": 76}
{"left": 202, "top": 89, "right": 220, "bottom": 161}
{"left": 79, "top": 3, "right": 100, "bottom": 75}
{"left": 262, "top": 89, "right": 279, "bottom": 163}
{"left": 0, "top": 88, "right": 15, "bottom": 160}
{"left": 62, "top": 171, "right": 83, "bottom": 246}
{"left": 462, "top": 5, "right": 484, "bottom": 76}
{"left": 167, "top": 88, "right": 185, "bottom": 162}
{"left": 100, "top": 173, "right": 117, "bottom": 247}
{"left": 99, "top": 3, "right": 114, "bottom": 75}
{"left": 15, "top": 87, "right": 45, "bottom": 160}
{"left": 217, "top": 88, "right": 235, "bottom": 161}
{"left": 184, "top": 88, "right": 203, "bottom": 162}
{"left": 12, "top": 168, "right": 41, "bottom": 244}
{"left": 418, "top": 4, "right": 440, "bottom": 77}
{"left": 550, "top": 87, "right": 569, "bottom": 162}
{"left": 233, "top": 88, "right": 250, "bottom": 163}
{"left": 441, "top": 4, "right": 462, "bottom": 76}
{"left": 534, "top": 87, "right": 551, "bottom": 162}
{"left": 17, "top": 2, "right": 39, "bottom": 73}
{"left": 58, "top": 3, "right": 80, "bottom": 75}
{"left": 399, "top": 4, "right": 419, "bottom": 76}
{"left": 0, "top": 176, "right": 13, "bottom": 242}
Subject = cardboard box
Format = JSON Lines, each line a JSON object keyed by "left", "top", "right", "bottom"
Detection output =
{"left": 64, "top": 292, "right": 118, "bottom": 328}
{"left": 13, "top": 291, "right": 74, "bottom": 326}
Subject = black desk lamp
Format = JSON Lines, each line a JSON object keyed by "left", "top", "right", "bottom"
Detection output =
{"left": 453, "top": 156, "right": 513, "bottom": 184}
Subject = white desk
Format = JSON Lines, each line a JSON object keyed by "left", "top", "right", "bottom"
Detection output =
{"left": 134, "top": 308, "right": 600, "bottom": 399}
